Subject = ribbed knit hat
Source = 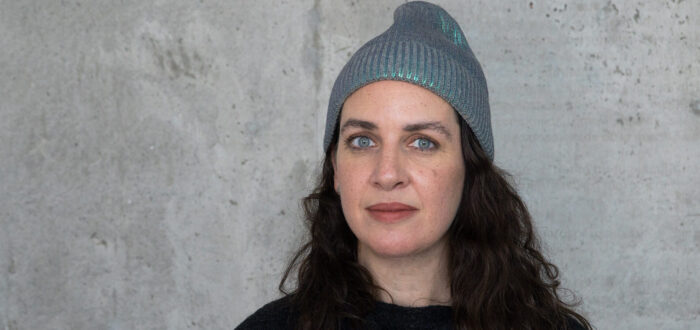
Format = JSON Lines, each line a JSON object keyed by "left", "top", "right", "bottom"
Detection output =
{"left": 323, "top": 1, "right": 493, "bottom": 159}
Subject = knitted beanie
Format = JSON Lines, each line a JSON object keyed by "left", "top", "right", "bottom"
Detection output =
{"left": 323, "top": 1, "right": 493, "bottom": 160}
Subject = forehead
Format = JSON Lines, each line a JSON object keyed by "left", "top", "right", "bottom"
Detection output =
{"left": 340, "top": 80, "right": 459, "bottom": 126}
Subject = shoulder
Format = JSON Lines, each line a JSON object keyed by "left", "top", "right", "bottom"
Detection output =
{"left": 235, "top": 295, "right": 297, "bottom": 330}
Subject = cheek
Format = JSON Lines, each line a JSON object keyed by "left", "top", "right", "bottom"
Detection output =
{"left": 420, "top": 163, "right": 463, "bottom": 191}
{"left": 336, "top": 161, "right": 356, "bottom": 186}
{"left": 418, "top": 164, "right": 464, "bottom": 211}
{"left": 336, "top": 160, "right": 369, "bottom": 202}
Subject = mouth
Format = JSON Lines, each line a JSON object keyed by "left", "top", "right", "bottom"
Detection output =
{"left": 366, "top": 202, "right": 418, "bottom": 223}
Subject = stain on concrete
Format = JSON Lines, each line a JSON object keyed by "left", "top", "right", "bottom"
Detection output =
{"left": 616, "top": 112, "right": 642, "bottom": 126}
{"left": 598, "top": 0, "right": 622, "bottom": 26}
{"left": 90, "top": 232, "right": 108, "bottom": 247}
{"left": 614, "top": 65, "right": 624, "bottom": 75}
{"left": 6, "top": 320, "right": 18, "bottom": 330}
{"left": 552, "top": 4, "right": 567, "bottom": 12}
{"left": 8, "top": 257, "right": 16, "bottom": 274}
{"left": 149, "top": 38, "right": 166, "bottom": 71}
{"left": 287, "top": 159, "right": 309, "bottom": 191}
{"left": 613, "top": 65, "right": 632, "bottom": 76}
{"left": 634, "top": 8, "right": 640, "bottom": 22}
{"left": 690, "top": 100, "right": 700, "bottom": 115}
{"left": 145, "top": 36, "right": 210, "bottom": 80}
{"left": 605, "top": 275, "right": 616, "bottom": 287}
{"left": 603, "top": 1, "right": 619, "bottom": 15}
{"left": 166, "top": 50, "right": 180, "bottom": 76}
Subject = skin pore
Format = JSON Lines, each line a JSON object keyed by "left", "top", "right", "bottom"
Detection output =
{"left": 331, "top": 80, "right": 465, "bottom": 307}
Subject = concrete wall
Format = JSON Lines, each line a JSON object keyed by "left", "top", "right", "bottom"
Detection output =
{"left": 1, "top": 0, "right": 697, "bottom": 329}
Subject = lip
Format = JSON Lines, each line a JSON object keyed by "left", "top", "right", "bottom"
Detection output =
{"left": 366, "top": 202, "right": 418, "bottom": 223}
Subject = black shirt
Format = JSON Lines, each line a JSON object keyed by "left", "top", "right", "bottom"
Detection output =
{"left": 235, "top": 295, "right": 586, "bottom": 330}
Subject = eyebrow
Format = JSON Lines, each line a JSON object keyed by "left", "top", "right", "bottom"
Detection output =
{"left": 340, "top": 119, "right": 452, "bottom": 140}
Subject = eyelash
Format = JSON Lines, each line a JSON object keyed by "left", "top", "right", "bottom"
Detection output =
{"left": 344, "top": 135, "right": 438, "bottom": 152}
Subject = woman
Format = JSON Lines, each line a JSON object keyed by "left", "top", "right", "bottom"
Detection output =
{"left": 237, "top": 1, "right": 592, "bottom": 329}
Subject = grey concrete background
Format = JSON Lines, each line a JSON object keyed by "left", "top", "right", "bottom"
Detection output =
{"left": 0, "top": 0, "right": 698, "bottom": 329}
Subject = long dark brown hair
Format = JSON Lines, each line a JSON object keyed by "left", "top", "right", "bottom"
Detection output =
{"left": 280, "top": 117, "right": 592, "bottom": 329}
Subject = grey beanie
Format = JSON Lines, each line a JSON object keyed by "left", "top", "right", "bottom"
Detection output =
{"left": 323, "top": 1, "right": 494, "bottom": 159}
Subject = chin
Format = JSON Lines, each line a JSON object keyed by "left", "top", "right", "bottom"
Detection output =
{"left": 363, "top": 237, "right": 425, "bottom": 259}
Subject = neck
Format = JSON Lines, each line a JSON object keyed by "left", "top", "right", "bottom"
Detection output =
{"left": 358, "top": 241, "right": 451, "bottom": 307}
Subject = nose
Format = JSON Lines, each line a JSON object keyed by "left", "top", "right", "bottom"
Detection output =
{"left": 371, "top": 145, "right": 408, "bottom": 191}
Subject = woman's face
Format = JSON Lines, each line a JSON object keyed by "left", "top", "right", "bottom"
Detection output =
{"left": 332, "top": 80, "right": 465, "bottom": 259}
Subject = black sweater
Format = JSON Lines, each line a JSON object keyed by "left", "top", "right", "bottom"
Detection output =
{"left": 235, "top": 296, "right": 586, "bottom": 330}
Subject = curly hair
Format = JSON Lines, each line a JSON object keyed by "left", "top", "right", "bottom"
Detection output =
{"left": 279, "top": 117, "right": 592, "bottom": 330}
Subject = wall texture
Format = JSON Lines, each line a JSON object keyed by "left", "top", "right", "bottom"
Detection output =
{"left": 0, "top": 0, "right": 698, "bottom": 329}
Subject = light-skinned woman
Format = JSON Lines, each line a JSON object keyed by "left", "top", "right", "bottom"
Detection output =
{"left": 237, "top": 1, "right": 592, "bottom": 329}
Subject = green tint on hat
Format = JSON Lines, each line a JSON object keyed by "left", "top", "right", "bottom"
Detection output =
{"left": 324, "top": 1, "right": 493, "bottom": 159}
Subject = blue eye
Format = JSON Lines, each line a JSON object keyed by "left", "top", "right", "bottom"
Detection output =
{"left": 350, "top": 136, "right": 375, "bottom": 148}
{"left": 411, "top": 137, "right": 435, "bottom": 151}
